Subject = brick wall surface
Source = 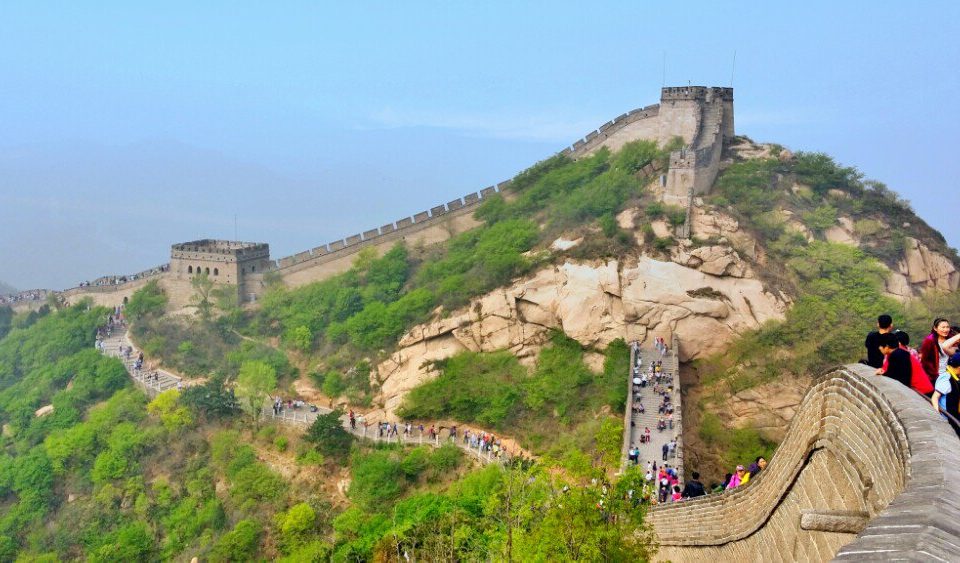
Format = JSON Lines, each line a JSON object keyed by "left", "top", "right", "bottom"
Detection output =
{"left": 649, "top": 363, "right": 960, "bottom": 562}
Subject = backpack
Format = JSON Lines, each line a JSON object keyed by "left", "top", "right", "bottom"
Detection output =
{"left": 909, "top": 352, "right": 934, "bottom": 395}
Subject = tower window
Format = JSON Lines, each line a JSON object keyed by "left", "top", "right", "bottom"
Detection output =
{"left": 204, "top": 267, "right": 210, "bottom": 275}
{"left": 214, "top": 268, "right": 219, "bottom": 276}
{"left": 188, "top": 265, "right": 193, "bottom": 274}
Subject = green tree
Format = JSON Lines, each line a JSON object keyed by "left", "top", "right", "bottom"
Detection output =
{"left": 125, "top": 280, "right": 167, "bottom": 320}
{"left": 210, "top": 519, "right": 260, "bottom": 562}
{"left": 90, "top": 521, "right": 155, "bottom": 562}
{"left": 278, "top": 502, "right": 317, "bottom": 552}
{"left": 236, "top": 361, "right": 277, "bottom": 427}
{"left": 190, "top": 273, "right": 215, "bottom": 321}
{"left": 304, "top": 409, "right": 352, "bottom": 461}
{"left": 179, "top": 375, "right": 240, "bottom": 421}
{"left": 289, "top": 325, "right": 313, "bottom": 352}
{"left": 146, "top": 389, "right": 193, "bottom": 432}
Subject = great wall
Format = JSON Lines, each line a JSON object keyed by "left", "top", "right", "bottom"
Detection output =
{"left": 20, "top": 85, "right": 733, "bottom": 312}
{"left": 648, "top": 363, "right": 960, "bottom": 561}
{"left": 11, "top": 85, "right": 960, "bottom": 560}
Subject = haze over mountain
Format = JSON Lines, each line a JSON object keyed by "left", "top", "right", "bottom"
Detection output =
{"left": 1, "top": 3, "right": 958, "bottom": 290}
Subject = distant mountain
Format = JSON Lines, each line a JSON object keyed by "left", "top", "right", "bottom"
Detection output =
{"left": 0, "top": 281, "right": 16, "bottom": 296}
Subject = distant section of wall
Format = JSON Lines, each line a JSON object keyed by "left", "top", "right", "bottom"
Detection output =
{"left": 270, "top": 182, "right": 510, "bottom": 289}
{"left": 48, "top": 86, "right": 735, "bottom": 302}
{"left": 648, "top": 364, "right": 960, "bottom": 561}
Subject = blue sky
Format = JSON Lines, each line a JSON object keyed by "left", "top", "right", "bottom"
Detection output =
{"left": 1, "top": 1, "right": 958, "bottom": 289}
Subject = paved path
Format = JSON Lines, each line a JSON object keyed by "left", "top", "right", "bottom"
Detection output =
{"left": 622, "top": 338, "right": 683, "bottom": 481}
{"left": 98, "top": 324, "right": 512, "bottom": 466}
{"left": 99, "top": 324, "right": 183, "bottom": 397}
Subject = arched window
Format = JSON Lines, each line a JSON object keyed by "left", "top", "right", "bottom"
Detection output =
{"left": 213, "top": 268, "right": 219, "bottom": 276}
{"left": 252, "top": 265, "right": 256, "bottom": 272}
{"left": 187, "top": 265, "right": 193, "bottom": 274}
{"left": 204, "top": 267, "right": 210, "bottom": 275}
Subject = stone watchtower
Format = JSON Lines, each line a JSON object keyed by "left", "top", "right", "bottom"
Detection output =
{"left": 660, "top": 86, "right": 734, "bottom": 202}
{"left": 170, "top": 240, "right": 271, "bottom": 303}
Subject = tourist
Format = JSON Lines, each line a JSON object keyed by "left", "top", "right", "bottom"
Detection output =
{"left": 661, "top": 442, "right": 669, "bottom": 461}
{"left": 671, "top": 485, "right": 683, "bottom": 502}
{"left": 748, "top": 456, "right": 767, "bottom": 478}
{"left": 893, "top": 332, "right": 934, "bottom": 395}
{"left": 920, "top": 318, "right": 960, "bottom": 383}
{"left": 726, "top": 465, "right": 746, "bottom": 490}
{"left": 932, "top": 353, "right": 960, "bottom": 419}
{"left": 878, "top": 333, "right": 912, "bottom": 388}
{"left": 864, "top": 315, "right": 895, "bottom": 369}
{"left": 681, "top": 471, "right": 707, "bottom": 498}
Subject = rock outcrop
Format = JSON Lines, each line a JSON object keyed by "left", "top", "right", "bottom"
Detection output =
{"left": 373, "top": 255, "right": 787, "bottom": 417}
{"left": 899, "top": 236, "right": 959, "bottom": 292}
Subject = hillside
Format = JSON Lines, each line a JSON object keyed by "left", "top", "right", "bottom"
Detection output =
{"left": 4, "top": 122, "right": 960, "bottom": 559}
{"left": 129, "top": 136, "right": 958, "bottom": 480}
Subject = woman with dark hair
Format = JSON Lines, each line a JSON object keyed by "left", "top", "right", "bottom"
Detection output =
{"left": 920, "top": 318, "right": 960, "bottom": 382}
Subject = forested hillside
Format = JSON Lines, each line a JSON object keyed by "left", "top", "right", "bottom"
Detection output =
{"left": 4, "top": 137, "right": 960, "bottom": 560}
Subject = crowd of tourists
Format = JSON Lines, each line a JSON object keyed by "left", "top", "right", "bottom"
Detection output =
{"left": 700, "top": 313, "right": 960, "bottom": 499}
{"left": 346, "top": 410, "right": 513, "bottom": 460}
{"left": 625, "top": 339, "right": 690, "bottom": 504}
{"left": 271, "top": 397, "right": 319, "bottom": 416}
{"left": 0, "top": 289, "right": 51, "bottom": 305}
{"left": 75, "top": 264, "right": 169, "bottom": 289}
{"left": 863, "top": 314, "right": 960, "bottom": 427}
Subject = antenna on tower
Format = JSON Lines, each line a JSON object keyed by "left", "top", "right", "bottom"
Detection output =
{"left": 661, "top": 51, "right": 666, "bottom": 86}
{"left": 234, "top": 214, "right": 238, "bottom": 241}
{"left": 730, "top": 50, "right": 737, "bottom": 87}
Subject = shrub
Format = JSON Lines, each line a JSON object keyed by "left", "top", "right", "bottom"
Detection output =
{"left": 125, "top": 280, "right": 167, "bottom": 320}
{"left": 210, "top": 519, "right": 260, "bottom": 562}
{"left": 305, "top": 409, "right": 353, "bottom": 461}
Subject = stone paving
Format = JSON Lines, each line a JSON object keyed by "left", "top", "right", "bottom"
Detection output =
{"left": 622, "top": 339, "right": 683, "bottom": 482}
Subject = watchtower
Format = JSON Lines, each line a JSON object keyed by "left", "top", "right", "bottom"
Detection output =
{"left": 170, "top": 240, "right": 271, "bottom": 302}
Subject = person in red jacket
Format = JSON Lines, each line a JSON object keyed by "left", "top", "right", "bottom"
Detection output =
{"left": 920, "top": 318, "right": 960, "bottom": 383}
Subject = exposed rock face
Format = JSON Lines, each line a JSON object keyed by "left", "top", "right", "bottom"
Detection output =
{"left": 725, "top": 379, "right": 808, "bottom": 440}
{"left": 689, "top": 206, "right": 758, "bottom": 260}
{"left": 824, "top": 217, "right": 859, "bottom": 247}
{"left": 375, "top": 255, "right": 787, "bottom": 417}
{"left": 672, "top": 243, "right": 749, "bottom": 277}
{"left": 899, "top": 236, "right": 959, "bottom": 292}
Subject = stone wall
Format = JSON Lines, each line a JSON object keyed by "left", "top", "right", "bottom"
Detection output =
{"left": 270, "top": 182, "right": 510, "bottom": 288}
{"left": 649, "top": 363, "right": 960, "bottom": 561}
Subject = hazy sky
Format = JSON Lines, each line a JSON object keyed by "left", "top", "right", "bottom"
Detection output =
{"left": 1, "top": 1, "right": 958, "bottom": 290}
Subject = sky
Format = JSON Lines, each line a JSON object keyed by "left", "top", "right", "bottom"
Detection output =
{"left": 1, "top": 1, "right": 958, "bottom": 290}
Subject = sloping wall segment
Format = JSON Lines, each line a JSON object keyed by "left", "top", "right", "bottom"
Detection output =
{"left": 649, "top": 364, "right": 960, "bottom": 561}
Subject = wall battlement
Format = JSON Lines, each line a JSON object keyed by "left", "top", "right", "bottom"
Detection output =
{"left": 660, "top": 86, "right": 734, "bottom": 102}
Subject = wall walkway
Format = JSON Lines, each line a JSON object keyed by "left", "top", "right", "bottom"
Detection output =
{"left": 98, "top": 325, "right": 510, "bottom": 466}
{"left": 647, "top": 363, "right": 960, "bottom": 561}
{"left": 622, "top": 337, "right": 682, "bottom": 480}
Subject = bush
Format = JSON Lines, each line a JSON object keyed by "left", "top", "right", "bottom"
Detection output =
{"left": 348, "top": 450, "right": 406, "bottom": 510}
{"left": 305, "top": 409, "right": 353, "bottom": 461}
{"left": 398, "top": 351, "right": 525, "bottom": 428}
{"left": 125, "top": 280, "right": 167, "bottom": 320}
{"left": 278, "top": 502, "right": 317, "bottom": 551}
{"left": 210, "top": 519, "right": 260, "bottom": 562}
